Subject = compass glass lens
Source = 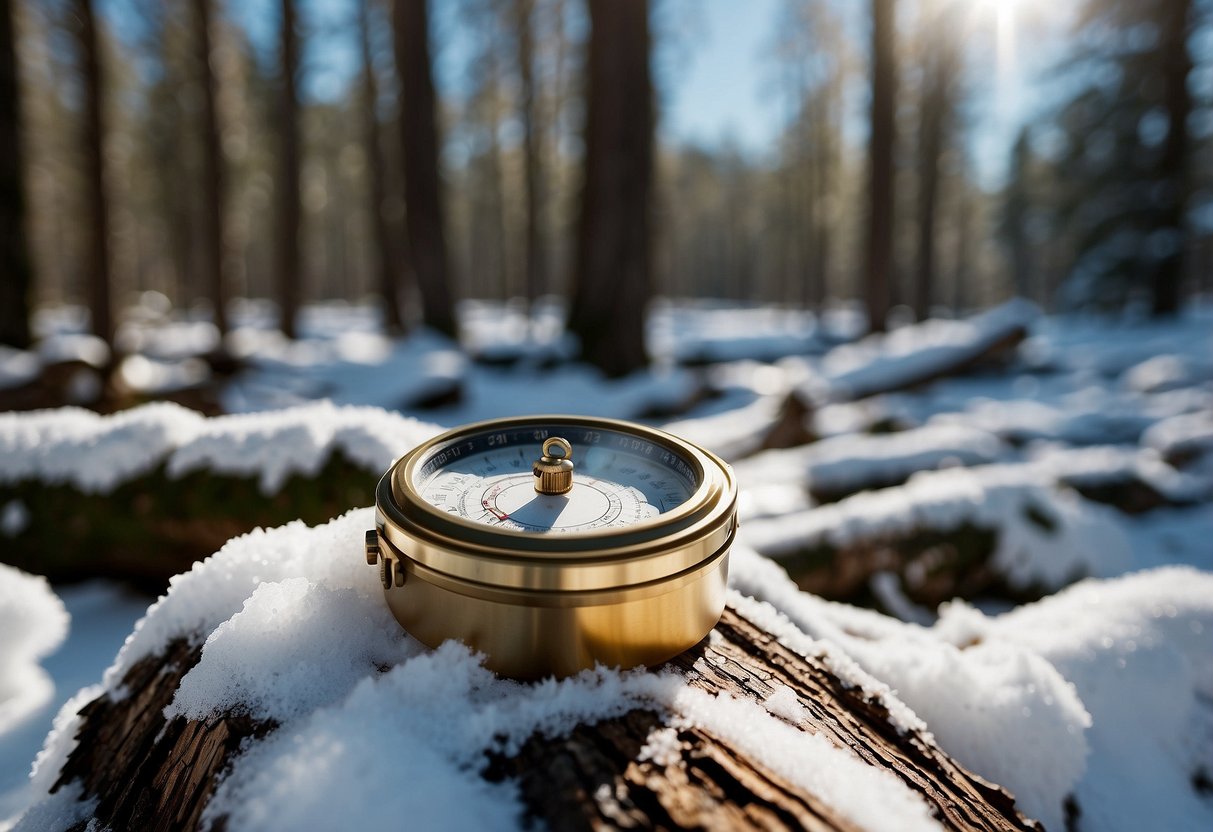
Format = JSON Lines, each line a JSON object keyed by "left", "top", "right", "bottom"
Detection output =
{"left": 412, "top": 425, "right": 700, "bottom": 533}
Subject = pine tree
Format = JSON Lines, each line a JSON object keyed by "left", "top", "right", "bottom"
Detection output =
{"left": 1047, "top": 0, "right": 1204, "bottom": 314}
{"left": 393, "top": 0, "right": 456, "bottom": 337}
{"left": 864, "top": 0, "right": 896, "bottom": 333}
{"left": 0, "top": 0, "right": 32, "bottom": 348}
{"left": 568, "top": 0, "right": 652, "bottom": 377}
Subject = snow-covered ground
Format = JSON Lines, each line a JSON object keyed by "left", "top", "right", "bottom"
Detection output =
{"left": 1, "top": 297, "right": 1212, "bottom": 830}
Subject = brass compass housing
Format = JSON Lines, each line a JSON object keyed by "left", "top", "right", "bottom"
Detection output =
{"left": 367, "top": 415, "right": 738, "bottom": 679}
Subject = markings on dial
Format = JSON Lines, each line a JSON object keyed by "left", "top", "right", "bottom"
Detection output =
{"left": 416, "top": 442, "right": 693, "bottom": 533}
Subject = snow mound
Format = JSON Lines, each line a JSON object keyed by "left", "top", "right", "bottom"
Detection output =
{"left": 0, "top": 401, "right": 440, "bottom": 494}
{"left": 21, "top": 511, "right": 944, "bottom": 832}
{"left": 0, "top": 348, "right": 40, "bottom": 391}
{"left": 743, "top": 463, "right": 1131, "bottom": 591}
{"left": 821, "top": 300, "right": 1036, "bottom": 400}
{"left": 733, "top": 547, "right": 1213, "bottom": 832}
{"left": 1121, "top": 353, "right": 1213, "bottom": 394}
{"left": 1143, "top": 411, "right": 1213, "bottom": 464}
{"left": 976, "top": 567, "right": 1213, "bottom": 832}
{"left": 931, "top": 398, "right": 1155, "bottom": 447}
{"left": 649, "top": 303, "right": 825, "bottom": 364}
{"left": 1025, "top": 443, "right": 1212, "bottom": 504}
{"left": 735, "top": 423, "right": 1006, "bottom": 501}
{"left": 0, "top": 565, "right": 69, "bottom": 737}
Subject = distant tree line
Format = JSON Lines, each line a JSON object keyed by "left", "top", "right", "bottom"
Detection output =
{"left": 0, "top": 0, "right": 1209, "bottom": 375}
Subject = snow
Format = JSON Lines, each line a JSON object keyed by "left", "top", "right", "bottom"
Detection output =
{"left": 664, "top": 389, "right": 784, "bottom": 461}
{"left": 34, "top": 334, "right": 109, "bottom": 369}
{"left": 1121, "top": 353, "right": 1213, "bottom": 394}
{"left": 0, "top": 401, "right": 439, "bottom": 494}
{"left": 0, "top": 567, "right": 68, "bottom": 739}
{"left": 648, "top": 301, "right": 827, "bottom": 363}
{"left": 734, "top": 423, "right": 1006, "bottom": 500}
{"left": 4, "top": 298, "right": 1213, "bottom": 829}
{"left": 116, "top": 318, "right": 220, "bottom": 361}
{"left": 1023, "top": 443, "right": 1212, "bottom": 504}
{"left": 0, "top": 349, "right": 39, "bottom": 392}
{"left": 819, "top": 299, "right": 1037, "bottom": 400}
{"left": 0, "top": 583, "right": 149, "bottom": 827}
{"left": 744, "top": 463, "right": 1131, "bottom": 592}
{"left": 732, "top": 545, "right": 1213, "bottom": 832}
{"left": 0, "top": 501, "right": 29, "bottom": 537}
{"left": 1142, "top": 410, "right": 1213, "bottom": 463}
{"left": 981, "top": 568, "right": 1213, "bottom": 832}
{"left": 116, "top": 354, "right": 209, "bottom": 394}
{"left": 928, "top": 396, "right": 1159, "bottom": 446}
{"left": 14, "top": 510, "right": 947, "bottom": 832}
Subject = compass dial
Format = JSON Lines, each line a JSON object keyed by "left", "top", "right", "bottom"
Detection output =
{"left": 412, "top": 426, "right": 699, "bottom": 533}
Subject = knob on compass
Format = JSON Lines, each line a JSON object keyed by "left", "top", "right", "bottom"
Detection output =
{"left": 533, "top": 436, "right": 574, "bottom": 495}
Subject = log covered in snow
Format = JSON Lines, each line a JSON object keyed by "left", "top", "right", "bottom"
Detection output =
{"left": 43, "top": 605, "right": 1039, "bottom": 832}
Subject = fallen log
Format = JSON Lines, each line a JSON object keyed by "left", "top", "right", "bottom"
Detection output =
{"left": 41, "top": 606, "right": 1039, "bottom": 832}
{"left": 820, "top": 301, "right": 1035, "bottom": 403}
{"left": 0, "top": 403, "right": 435, "bottom": 590}
{"left": 0, "top": 454, "right": 378, "bottom": 591}
{"left": 743, "top": 465, "right": 1129, "bottom": 608}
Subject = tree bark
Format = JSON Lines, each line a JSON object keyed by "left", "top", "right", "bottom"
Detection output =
{"left": 864, "top": 0, "right": 895, "bottom": 334}
{"left": 193, "top": 0, "right": 228, "bottom": 336}
{"left": 568, "top": 0, "right": 653, "bottom": 377}
{"left": 275, "top": 0, "right": 301, "bottom": 339}
{"left": 44, "top": 606, "right": 1040, "bottom": 831}
{"left": 1149, "top": 0, "right": 1192, "bottom": 317}
{"left": 393, "top": 0, "right": 456, "bottom": 337}
{"left": 74, "top": 0, "right": 114, "bottom": 347}
{"left": 359, "top": 0, "right": 405, "bottom": 334}
{"left": 0, "top": 0, "right": 33, "bottom": 348}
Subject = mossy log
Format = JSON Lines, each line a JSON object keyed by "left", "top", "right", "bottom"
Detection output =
{"left": 0, "top": 453, "right": 376, "bottom": 591}
{"left": 47, "top": 606, "right": 1040, "bottom": 832}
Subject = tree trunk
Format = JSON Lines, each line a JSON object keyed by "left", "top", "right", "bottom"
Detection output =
{"left": 359, "top": 0, "right": 405, "bottom": 334}
{"left": 864, "top": 0, "right": 895, "bottom": 335}
{"left": 275, "top": 0, "right": 301, "bottom": 339}
{"left": 952, "top": 184, "right": 970, "bottom": 315}
{"left": 515, "top": 0, "right": 546, "bottom": 315}
{"left": 44, "top": 606, "right": 1040, "bottom": 832}
{"left": 568, "top": 0, "right": 652, "bottom": 378}
{"left": 74, "top": 0, "right": 113, "bottom": 347}
{"left": 193, "top": 0, "right": 228, "bottom": 336}
{"left": 0, "top": 0, "right": 32, "bottom": 348}
{"left": 1003, "top": 130, "right": 1032, "bottom": 301}
{"left": 1149, "top": 0, "right": 1192, "bottom": 317}
{"left": 393, "top": 0, "right": 456, "bottom": 337}
{"left": 913, "top": 41, "right": 952, "bottom": 323}
{"left": 481, "top": 18, "right": 510, "bottom": 300}
{"left": 810, "top": 89, "right": 835, "bottom": 310}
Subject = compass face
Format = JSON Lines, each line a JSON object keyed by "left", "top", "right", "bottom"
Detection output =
{"left": 412, "top": 425, "right": 700, "bottom": 533}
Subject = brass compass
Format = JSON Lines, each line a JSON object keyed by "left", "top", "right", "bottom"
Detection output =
{"left": 366, "top": 415, "right": 738, "bottom": 679}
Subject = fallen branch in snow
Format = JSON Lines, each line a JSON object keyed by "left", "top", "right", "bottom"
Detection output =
{"left": 819, "top": 301, "right": 1037, "bottom": 403}
{"left": 43, "top": 606, "right": 1039, "bottom": 832}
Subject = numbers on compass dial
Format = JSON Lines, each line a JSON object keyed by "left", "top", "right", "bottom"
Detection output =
{"left": 415, "top": 439, "right": 697, "bottom": 533}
